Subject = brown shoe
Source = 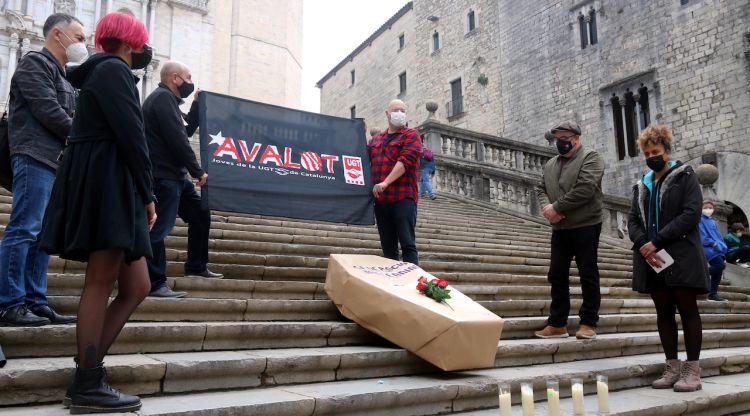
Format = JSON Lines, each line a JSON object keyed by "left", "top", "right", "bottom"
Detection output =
{"left": 575, "top": 324, "right": 597, "bottom": 339}
{"left": 673, "top": 360, "right": 702, "bottom": 392}
{"left": 534, "top": 325, "right": 569, "bottom": 338}
{"left": 652, "top": 359, "right": 681, "bottom": 389}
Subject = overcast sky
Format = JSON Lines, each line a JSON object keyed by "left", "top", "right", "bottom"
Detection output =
{"left": 301, "top": 0, "right": 410, "bottom": 113}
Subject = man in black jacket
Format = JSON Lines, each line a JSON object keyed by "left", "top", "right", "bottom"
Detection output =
{"left": 0, "top": 14, "right": 82, "bottom": 326}
{"left": 143, "top": 61, "right": 222, "bottom": 298}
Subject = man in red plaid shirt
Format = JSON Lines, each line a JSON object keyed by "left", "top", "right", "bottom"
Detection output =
{"left": 367, "top": 99, "right": 423, "bottom": 265}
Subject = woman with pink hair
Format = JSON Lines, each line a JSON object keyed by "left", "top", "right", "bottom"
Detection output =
{"left": 41, "top": 12, "right": 155, "bottom": 414}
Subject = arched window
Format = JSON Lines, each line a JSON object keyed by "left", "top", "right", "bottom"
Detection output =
{"left": 578, "top": 12, "right": 588, "bottom": 49}
{"left": 624, "top": 90, "right": 638, "bottom": 157}
{"left": 588, "top": 8, "right": 598, "bottom": 45}
{"left": 611, "top": 95, "right": 625, "bottom": 160}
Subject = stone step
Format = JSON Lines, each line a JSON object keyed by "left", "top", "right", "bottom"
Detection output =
{"left": 5, "top": 347, "right": 749, "bottom": 415}
{"left": 43, "top": 294, "right": 750, "bottom": 321}
{"left": 453, "top": 373, "right": 750, "bottom": 416}
{"left": 1, "top": 329, "right": 748, "bottom": 407}
{"left": 4, "top": 313, "right": 750, "bottom": 359}
{"left": 44, "top": 274, "right": 750, "bottom": 302}
{"left": 45, "top": 256, "right": 636, "bottom": 282}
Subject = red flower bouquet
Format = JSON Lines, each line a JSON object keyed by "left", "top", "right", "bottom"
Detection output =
{"left": 417, "top": 276, "right": 452, "bottom": 309}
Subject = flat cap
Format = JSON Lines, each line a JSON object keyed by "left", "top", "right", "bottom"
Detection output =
{"left": 550, "top": 121, "right": 581, "bottom": 135}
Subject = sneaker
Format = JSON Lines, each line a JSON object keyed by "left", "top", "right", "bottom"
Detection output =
{"left": 185, "top": 269, "right": 224, "bottom": 279}
{"left": 148, "top": 286, "right": 188, "bottom": 298}
{"left": 740, "top": 263, "right": 750, "bottom": 268}
{"left": 575, "top": 324, "right": 597, "bottom": 339}
{"left": 534, "top": 325, "right": 569, "bottom": 338}
{"left": 707, "top": 294, "right": 728, "bottom": 302}
{"left": 430, "top": 195, "right": 437, "bottom": 200}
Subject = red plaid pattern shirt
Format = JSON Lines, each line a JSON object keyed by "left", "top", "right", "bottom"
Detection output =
{"left": 368, "top": 126, "right": 423, "bottom": 203}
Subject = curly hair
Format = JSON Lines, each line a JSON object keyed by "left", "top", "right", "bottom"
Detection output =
{"left": 637, "top": 124, "right": 674, "bottom": 152}
{"left": 95, "top": 12, "right": 149, "bottom": 53}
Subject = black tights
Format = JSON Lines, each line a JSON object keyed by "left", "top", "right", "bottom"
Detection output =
{"left": 77, "top": 250, "right": 150, "bottom": 368}
{"left": 650, "top": 290, "right": 702, "bottom": 361}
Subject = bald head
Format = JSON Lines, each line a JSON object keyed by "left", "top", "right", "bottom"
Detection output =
{"left": 160, "top": 61, "right": 189, "bottom": 82}
{"left": 385, "top": 99, "right": 408, "bottom": 132}
{"left": 387, "top": 99, "right": 406, "bottom": 112}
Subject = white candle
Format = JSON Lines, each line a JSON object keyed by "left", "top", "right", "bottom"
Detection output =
{"left": 571, "top": 380, "right": 585, "bottom": 415}
{"left": 521, "top": 383, "right": 535, "bottom": 416}
{"left": 597, "top": 375, "right": 610, "bottom": 413}
{"left": 547, "top": 387, "right": 560, "bottom": 416}
{"left": 498, "top": 392, "right": 511, "bottom": 416}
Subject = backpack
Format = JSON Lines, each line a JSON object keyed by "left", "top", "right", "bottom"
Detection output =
{"left": 422, "top": 146, "right": 434, "bottom": 161}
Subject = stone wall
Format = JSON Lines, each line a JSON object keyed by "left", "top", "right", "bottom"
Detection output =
{"left": 497, "top": 0, "right": 750, "bottom": 195}
{"left": 0, "top": 0, "right": 303, "bottom": 112}
{"left": 318, "top": 3, "right": 418, "bottom": 132}
{"left": 319, "top": 0, "right": 749, "bottom": 200}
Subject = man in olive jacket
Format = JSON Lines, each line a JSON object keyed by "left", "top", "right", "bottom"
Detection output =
{"left": 534, "top": 122, "right": 604, "bottom": 340}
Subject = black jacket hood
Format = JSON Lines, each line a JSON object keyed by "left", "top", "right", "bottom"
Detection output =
{"left": 66, "top": 53, "right": 129, "bottom": 89}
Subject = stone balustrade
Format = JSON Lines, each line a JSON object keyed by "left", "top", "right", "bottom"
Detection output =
{"left": 419, "top": 120, "right": 634, "bottom": 238}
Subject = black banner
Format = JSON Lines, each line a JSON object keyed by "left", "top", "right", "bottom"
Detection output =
{"left": 198, "top": 92, "right": 374, "bottom": 225}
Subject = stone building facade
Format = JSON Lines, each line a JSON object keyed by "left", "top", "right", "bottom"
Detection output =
{"left": 318, "top": 0, "right": 750, "bottom": 215}
{"left": 1, "top": 0, "right": 303, "bottom": 112}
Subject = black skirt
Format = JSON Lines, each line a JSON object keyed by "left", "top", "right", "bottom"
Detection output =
{"left": 40, "top": 140, "right": 152, "bottom": 263}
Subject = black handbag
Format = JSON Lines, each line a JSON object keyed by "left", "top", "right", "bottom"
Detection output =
{"left": 0, "top": 107, "right": 12, "bottom": 192}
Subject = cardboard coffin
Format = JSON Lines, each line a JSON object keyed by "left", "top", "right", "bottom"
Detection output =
{"left": 324, "top": 254, "right": 503, "bottom": 371}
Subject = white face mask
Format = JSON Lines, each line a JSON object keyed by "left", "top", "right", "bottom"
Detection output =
{"left": 736, "top": 232, "right": 743, "bottom": 237}
{"left": 389, "top": 110, "right": 407, "bottom": 127}
{"left": 59, "top": 31, "right": 88, "bottom": 64}
{"left": 702, "top": 208, "right": 714, "bottom": 217}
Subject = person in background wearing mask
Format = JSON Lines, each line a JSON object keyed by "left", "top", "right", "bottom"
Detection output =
{"left": 724, "top": 223, "right": 750, "bottom": 267}
{"left": 367, "top": 99, "right": 422, "bottom": 265}
{"left": 534, "top": 122, "right": 604, "bottom": 340}
{"left": 699, "top": 199, "right": 728, "bottom": 302}
{"left": 627, "top": 124, "right": 708, "bottom": 392}
{"left": 142, "top": 61, "right": 222, "bottom": 299}
{"left": 0, "top": 13, "right": 84, "bottom": 327}
{"left": 40, "top": 11, "right": 155, "bottom": 412}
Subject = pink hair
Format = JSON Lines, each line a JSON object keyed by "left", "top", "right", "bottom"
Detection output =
{"left": 95, "top": 12, "right": 149, "bottom": 53}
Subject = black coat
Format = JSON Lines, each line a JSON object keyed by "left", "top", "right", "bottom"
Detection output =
{"left": 40, "top": 53, "right": 153, "bottom": 262}
{"left": 142, "top": 83, "right": 203, "bottom": 180}
{"left": 8, "top": 48, "right": 75, "bottom": 169}
{"left": 627, "top": 162, "right": 709, "bottom": 293}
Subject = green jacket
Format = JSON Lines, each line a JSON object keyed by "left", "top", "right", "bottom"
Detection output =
{"left": 536, "top": 146, "right": 604, "bottom": 230}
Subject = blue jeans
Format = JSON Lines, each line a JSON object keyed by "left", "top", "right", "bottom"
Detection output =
{"left": 419, "top": 170, "right": 434, "bottom": 197}
{"left": 374, "top": 199, "right": 418, "bottom": 265}
{"left": 707, "top": 256, "right": 725, "bottom": 296}
{"left": 0, "top": 154, "right": 55, "bottom": 309}
{"left": 147, "top": 178, "right": 211, "bottom": 291}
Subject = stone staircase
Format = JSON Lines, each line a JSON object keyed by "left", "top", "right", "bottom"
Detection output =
{"left": 1, "top": 191, "right": 749, "bottom": 415}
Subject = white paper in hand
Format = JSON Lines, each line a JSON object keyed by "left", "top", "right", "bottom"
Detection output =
{"left": 650, "top": 249, "right": 674, "bottom": 273}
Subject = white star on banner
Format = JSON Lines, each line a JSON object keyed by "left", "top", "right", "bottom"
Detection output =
{"left": 209, "top": 131, "right": 225, "bottom": 146}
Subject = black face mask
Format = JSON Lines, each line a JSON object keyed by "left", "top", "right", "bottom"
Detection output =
{"left": 177, "top": 78, "right": 195, "bottom": 98}
{"left": 556, "top": 139, "right": 574, "bottom": 155}
{"left": 131, "top": 44, "right": 153, "bottom": 70}
{"left": 646, "top": 155, "right": 667, "bottom": 172}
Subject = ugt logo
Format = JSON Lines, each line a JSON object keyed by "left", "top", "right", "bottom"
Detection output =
{"left": 343, "top": 156, "right": 365, "bottom": 186}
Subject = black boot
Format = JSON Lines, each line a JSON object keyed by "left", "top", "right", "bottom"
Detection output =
{"left": 68, "top": 363, "right": 142, "bottom": 414}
